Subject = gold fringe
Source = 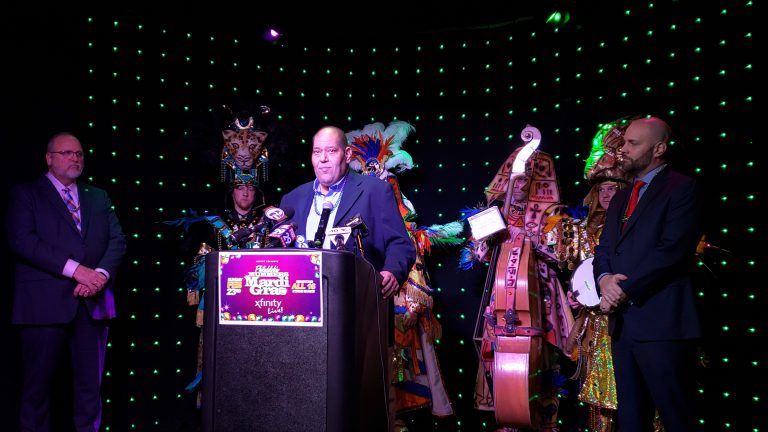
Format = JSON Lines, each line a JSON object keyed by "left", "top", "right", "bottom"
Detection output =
{"left": 425, "top": 312, "right": 442, "bottom": 341}
{"left": 566, "top": 309, "right": 589, "bottom": 363}
{"left": 404, "top": 281, "right": 433, "bottom": 310}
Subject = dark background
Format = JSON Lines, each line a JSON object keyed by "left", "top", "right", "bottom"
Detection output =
{"left": 1, "top": 2, "right": 761, "bottom": 431}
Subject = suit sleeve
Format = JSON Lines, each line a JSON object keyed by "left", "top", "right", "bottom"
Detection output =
{"left": 376, "top": 182, "right": 416, "bottom": 285}
{"left": 95, "top": 190, "right": 127, "bottom": 276}
{"left": 6, "top": 184, "right": 73, "bottom": 276}
{"left": 621, "top": 178, "right": 703, "bottom": 302}
{"left": 593, "top": 191, "right": 623, "bottom": 280}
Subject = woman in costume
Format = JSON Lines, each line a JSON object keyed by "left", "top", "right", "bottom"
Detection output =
{"left": 556, "top": 120, "right": 630, "bottom": 432}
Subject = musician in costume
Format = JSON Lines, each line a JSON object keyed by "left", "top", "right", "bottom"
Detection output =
{"left": 553, "top": 120, "right": 631, "bottom": 432}
{"left": 462, "top": 126, "right": 574, "bottom": 431}
{"left": 164, "top": 109, "right": 271, "bottom": 405}
{"left": 345, "top": 121, "right": 457, "bottom": 430}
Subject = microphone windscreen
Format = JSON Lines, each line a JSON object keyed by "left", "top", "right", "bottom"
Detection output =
{"left": 281, "top": 206, "right": 295, "bottom": 221}
{"left": 267, "top": 223, "right": 298, "bottom": 248}
{"left": 322, "top": 200, "right": 334, "bottom": 211}
{"left": 264, "top": 205, "right": 289, "bottom": 222}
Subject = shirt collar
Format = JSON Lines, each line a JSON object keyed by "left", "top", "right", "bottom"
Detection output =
{"left": 313, "top": 172, "right": 349, "bottom": 196}
{"left": 46, "top": 172, "right": 78, "bottom": 194}
{"left": 635, "top": 163, "right": 667, "bottom": 184}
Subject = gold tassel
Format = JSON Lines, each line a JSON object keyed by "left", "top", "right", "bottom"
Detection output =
{"left": 566, "top": 309, "right": 589, "bottom": 363}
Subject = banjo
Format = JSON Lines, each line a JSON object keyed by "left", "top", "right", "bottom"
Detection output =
{"left": 570, "top": 256, "right": 601, "bottom": 307}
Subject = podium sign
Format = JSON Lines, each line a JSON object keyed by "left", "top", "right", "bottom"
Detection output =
{"left": 217, "top": 251, "right": 323, "bottom": 326}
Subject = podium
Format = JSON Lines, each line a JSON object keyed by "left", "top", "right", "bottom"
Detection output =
{"left": 201, "top": 249, "right": 390, "bottom": 431}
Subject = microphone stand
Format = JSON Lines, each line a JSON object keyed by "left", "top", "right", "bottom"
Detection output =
{"left": 256, "top": 222, "right": 271, "bottom": 249}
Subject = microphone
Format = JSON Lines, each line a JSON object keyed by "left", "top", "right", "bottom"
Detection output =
{"left": 343, "top": 213, "right": 369, "bottom": 237}
{"left": 228, "top": 206, "right": 295, "bottom": 246}
{"left": 343, "top": 214, "right": 368, "bottom": 257}
{"left": 266, "top": 223, "right": 298, "bottom": 248}
{"left": 294, "top": 235, "right": 310, "bottom": 248}
{"left": 327, "top": 226, "right": 352, "bottom": 250}
{"left": 313, "top": 201, "right": 334, "bottom": 248}
{"left": 230, "top": 219, "right": 268, "bottom": 244}
{"left": 265, "top": 205, "right": 295, "bottom": 225}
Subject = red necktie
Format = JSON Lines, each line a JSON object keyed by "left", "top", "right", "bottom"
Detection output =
{"left": 63, "top": 187, "right": 81, "bottom": 231}
{"left": 622, "top": 180, "right": 646, "bottom": 230}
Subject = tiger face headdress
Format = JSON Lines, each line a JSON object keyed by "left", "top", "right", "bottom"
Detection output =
{"left": 221, "top": 105, "right": 271, "bottom": 187}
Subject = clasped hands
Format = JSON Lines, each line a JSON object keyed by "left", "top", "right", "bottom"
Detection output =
{"left": 73, "top": 266, "right": 108, "bottom": 298}
{"left": 598, "top": 273, "right": 629, "bottom": 313}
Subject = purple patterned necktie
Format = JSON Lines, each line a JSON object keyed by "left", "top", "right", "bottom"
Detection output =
{"left": 63, "top": 187, "right": 81, "bottom": 230}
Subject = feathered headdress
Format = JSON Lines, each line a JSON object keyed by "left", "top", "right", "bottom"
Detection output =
{"left": 407, "top": 219, "right": 466, "bottom": 256}
{"left": 346, "top": 120, "right": 415, "bottom": 178}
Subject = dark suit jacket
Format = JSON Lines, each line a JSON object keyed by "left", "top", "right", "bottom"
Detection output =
{"left": 593, "top": 168, "right": 703, "bottom": 341}
{"left": 280, "top": 171, "right": 415, "bottom": 285}
{"left": 7, "top": 175, "right": 127, "bottom": 324}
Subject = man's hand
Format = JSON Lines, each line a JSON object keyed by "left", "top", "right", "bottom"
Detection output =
{"left": 599, "top": 297, "right": 614, "bottom": 314}
{"left": 379, "top": 271, "right": 400, "bottom": 299}
{"left": 74, "top": 283, "right": 98, "bottom": 298}
{"left": 73, "top": 265, "right": 108, "bottom": 292}
{"left": 598, "top": 273, "right": 628, "bottom": 307}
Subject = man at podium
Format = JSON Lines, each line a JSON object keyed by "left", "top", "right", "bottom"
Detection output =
{"left": 280, "top": 125, "right": 415, "bottom": 297}
{"left": 280, "top": 125, "right": 416, "bottom": 431}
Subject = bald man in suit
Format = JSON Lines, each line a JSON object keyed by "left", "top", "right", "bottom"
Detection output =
{"left": 594, "top": 117, "right": 703, "bottom": 432}
{"left": 7, "top": 132, "right": 126, "bottom": 432}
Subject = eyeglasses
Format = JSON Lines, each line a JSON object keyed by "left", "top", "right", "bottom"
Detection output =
{"left": 49, "top": 150, "right": 84, "bottom": 158}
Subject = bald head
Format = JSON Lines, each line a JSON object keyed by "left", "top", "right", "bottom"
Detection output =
{"left": 620, "top": 116, "right": 671, "bottom": 176}
{"left": 313, "top": 126, "right": 347, "bottom": 148}
{"left": 633, "top": 117, "right": 671, "bottom": 145}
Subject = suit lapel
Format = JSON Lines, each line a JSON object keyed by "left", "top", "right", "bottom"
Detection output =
{"left": 78, "top": 185, "right": 91, "bottom": 237}
{"left": 293, "top": 185, "right": 313, "bottom": 234}
{"left": 333, "top": 172, "right": 363, "bottom": 227}
{"left": 39, "top": 176, "right": 81, "bottom": 235}
{"left": 619, "top": 168, "right": 669, "bottom": 239}
{"left": 613, "top": 187, "right": 631, "bottom": 241}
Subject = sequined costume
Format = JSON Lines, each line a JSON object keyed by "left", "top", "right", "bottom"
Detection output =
{"left": 562, "top": 214, "right": 619, "bottom": 432}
